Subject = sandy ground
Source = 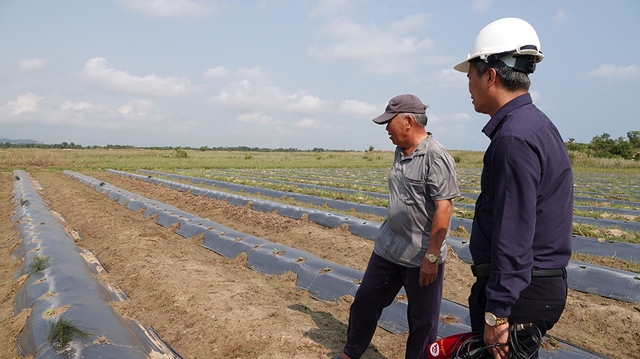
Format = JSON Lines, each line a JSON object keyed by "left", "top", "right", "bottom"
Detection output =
{"left": 1, "top": 171, "right": 639, "bottom": 359}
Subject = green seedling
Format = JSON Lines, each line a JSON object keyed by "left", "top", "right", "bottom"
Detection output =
{"left": 28, "top": 255, "right": 51, "bottom": 274}
{"left": 99, "top": 182, "right": 105, "bottom": 186}
{"left": 295, "top": 257, "right": 306, "bottom": 263}
{"left": 15, "top": 175, "right": 20, "bottom": 180}
{"left": 20, "top": 199, "right": 30, "bottom": 206}
{"left": 46, "top": 315, "right": 91, "bottom": 349}
{"left": 46, "top": 309, "right": 54, "bottom": 316}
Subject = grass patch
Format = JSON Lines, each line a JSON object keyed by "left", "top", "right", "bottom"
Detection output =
{"left": 46, "top": 315, "right": 91, "bottom": 348}
{"left": 572, "top": 253, "right": 640, "bottom": 274}
{"left": 574, "top": 200, "right": 640, "bottom": 212}
{"left": 572, "top": 223, "right": 640, "bottom": 244}
{"left": 574, "top": 209, "right": 639, "bottom": 222}
{"left": 27, "top": 255, "right": 51, "bottom": 274}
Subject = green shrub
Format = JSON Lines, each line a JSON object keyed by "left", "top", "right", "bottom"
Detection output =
{"left": 46, "top": 315, "right": 91, "bottom": 348}
{"left": 173, "top": 147, "right": 189, "bottom": 158}
{"left": 28, "top": 255, "right": 50, "bottom": 274}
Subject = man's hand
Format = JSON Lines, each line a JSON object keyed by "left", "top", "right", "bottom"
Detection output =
{"left": 484, "top": 322, "right": 509, "bottom": 359}
{"left": 419, "top": 258, "right": 438, "bottom": 286}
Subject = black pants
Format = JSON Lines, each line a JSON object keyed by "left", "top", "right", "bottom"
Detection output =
{"left": 342, "top": 253, "right": 444, "bottom": 359}
{"left": 468, "top": 275, "right": 567, "bottom": 355}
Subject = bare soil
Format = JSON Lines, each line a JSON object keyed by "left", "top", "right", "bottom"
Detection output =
{"left": 1, "top": 171, "right": 639, "bottom": 359}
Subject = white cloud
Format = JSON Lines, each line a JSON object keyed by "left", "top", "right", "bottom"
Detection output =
{"left": 2, "top": 92, "right": 44, "bottom": 115}
{"left": 237, "top": 112, "right": 274, "bottom": 126}
{"left": 587, "top": 64, "right": 640, "bottom": 80}
{"left": 60, "top": 100, "right": 93, "bottom": 111}
{"left": 339, "top": 99, "right": 379, "bottom": 117}
{"left": 310, "top": 0, "right": 351, "bottom": 18}
{"left": 530, "top": 90, "right": 542, "bottom": 103}
{"left": 203, "top": 66, "right": 229, "bottom": 79}
{"left": 116, "top": 0, "right": 213, "bottom": 18}
{"left": 0, "top": 93, "right": 177, "bottom": 131}
{"left": 19, "top": 57, "right": 49, "bottom": 72}
{"left": 214, "top": 79, "right": 328, "bottom": 114}
{"left": 432, "top": 68, "right": 467, "bottom": 87}
{"left": 308, "top": 15, "right": 435, "bottom": 75}
{"left": 555, "top": 10, "right": 570, "bottom": 24}
{"left": 292, "top": 117, "right": 321, "bottom": 128}
{"left": 80, "top": 57, "right": 200, "bottom": 97}
{"left": 472, "top": 0, "right": 493, "bottom": 12}
{"left": 425, "top": 112, "right": 477, "bottom": 141}
{"left": 204, "top": 66, "right": 271, "bottom": 86}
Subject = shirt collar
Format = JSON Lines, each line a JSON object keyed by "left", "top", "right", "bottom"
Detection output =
{"left": 398, "top": 134, "right": 431, "bottom": 159}
{"left": 481, "top": 93, "right": 532, "bottom": 139}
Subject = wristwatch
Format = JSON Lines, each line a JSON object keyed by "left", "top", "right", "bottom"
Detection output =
{"left": 485, "top": 312, "right": 508, "bottom": 326}
{"left": 425, "top": 253, "right": 438, "bottom": 263}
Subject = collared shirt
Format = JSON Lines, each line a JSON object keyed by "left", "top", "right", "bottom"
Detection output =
{"left": 374, "top": 136, "right": 460, "bottom": 267}
{"left": 470, "top": 93, "right": 573, "bottom": 318}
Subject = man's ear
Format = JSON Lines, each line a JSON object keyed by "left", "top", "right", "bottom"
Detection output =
{"left": 486, "top": 68, "right": 498, "bottom": 87}
{"left": 404, "top": 115, "right": 414, "bottom": 128}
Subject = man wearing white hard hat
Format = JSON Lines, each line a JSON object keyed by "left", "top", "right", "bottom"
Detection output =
{"left": 453, "top": 18, "right": 573, "bottom": 359}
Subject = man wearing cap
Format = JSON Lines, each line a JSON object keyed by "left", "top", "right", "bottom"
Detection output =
{"left": 336, "top": 94, "right": 459, "bottom": 359}
{"left": 453, "top": 18, "right": 573, "bottom": 359}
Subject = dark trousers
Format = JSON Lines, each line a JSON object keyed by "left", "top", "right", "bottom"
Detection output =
{"left": 468, "top": 275, "right": 567, "bottom": 354}
{"left": 342, "top": 253, "right": 444, "bottom": 359}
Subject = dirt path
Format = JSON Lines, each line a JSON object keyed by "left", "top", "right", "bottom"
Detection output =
{"left": 1, "top": 170, "right": 639, "bottom": 358}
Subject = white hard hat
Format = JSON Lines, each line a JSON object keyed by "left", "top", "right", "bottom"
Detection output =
{"left": 454, "top": 17, "right": 544, "bottom": 73}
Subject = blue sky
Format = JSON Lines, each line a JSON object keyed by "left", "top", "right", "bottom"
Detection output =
{"left": 1, "top": 0, "right": 638, "bottom": 151}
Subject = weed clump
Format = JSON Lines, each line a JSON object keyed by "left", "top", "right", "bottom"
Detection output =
{"left": 46, "top": 315, "right": 91, "bottom": 348}
{"left": 28, "top": 255, "right": 51, "bottom": 274}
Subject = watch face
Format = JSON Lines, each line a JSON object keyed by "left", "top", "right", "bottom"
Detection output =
{"left": 426, "top": 254, "right": 438, "bottom": 263}
{"left": 485, "top": 312, "right": 496, "bottom": 326}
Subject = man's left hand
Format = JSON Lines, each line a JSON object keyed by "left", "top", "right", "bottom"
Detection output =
{"left": 484, "top": 323, "right": 509, "bottom": 359}
{"left": 419, "top": 259, "right": 438, "bottom": 286}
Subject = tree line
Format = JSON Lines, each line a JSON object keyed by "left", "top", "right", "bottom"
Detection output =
{"left": 566, "top": 131, "right": 640, "bottom": 161}
{"left": 2, "top": 132, "right": 638, "bottom": 160}
{"left": 0, "top": 142, "right": 345, "bottom": 152}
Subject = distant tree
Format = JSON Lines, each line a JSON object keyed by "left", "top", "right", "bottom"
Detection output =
{"left": 627, "top": 130, "right": 640, "bottom": 148}
{"left": 610, "top": 136, "right": 633, "bottom": 159}
{"left": 173, "top": 147, "right": 188, "bottom": 158}
{"left": 590, "top": 133, "right": 615, "bottom": 152}
{"left": 368, "top": 145, "right": 374, "bottom": 152}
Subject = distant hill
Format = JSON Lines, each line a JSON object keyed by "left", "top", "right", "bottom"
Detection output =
{"left": 0, "top": 138, "right": 43, "bottom": 145}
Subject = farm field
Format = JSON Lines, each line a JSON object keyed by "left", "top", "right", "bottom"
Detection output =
{"left": 1, "top": 148, "right": 639, "bottom": 359}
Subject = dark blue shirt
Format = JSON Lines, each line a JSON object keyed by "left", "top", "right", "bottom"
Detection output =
{"left": 470, "top": 93, "right": 573, "bottom": 318}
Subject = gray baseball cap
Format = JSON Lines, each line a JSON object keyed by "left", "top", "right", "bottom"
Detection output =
{"left": 372, "top": 94, "right": 427, "bottom": 124}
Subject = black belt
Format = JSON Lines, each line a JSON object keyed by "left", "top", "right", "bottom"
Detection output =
{"left": 471, "top": 264, "right": 566, "bottom": 278}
